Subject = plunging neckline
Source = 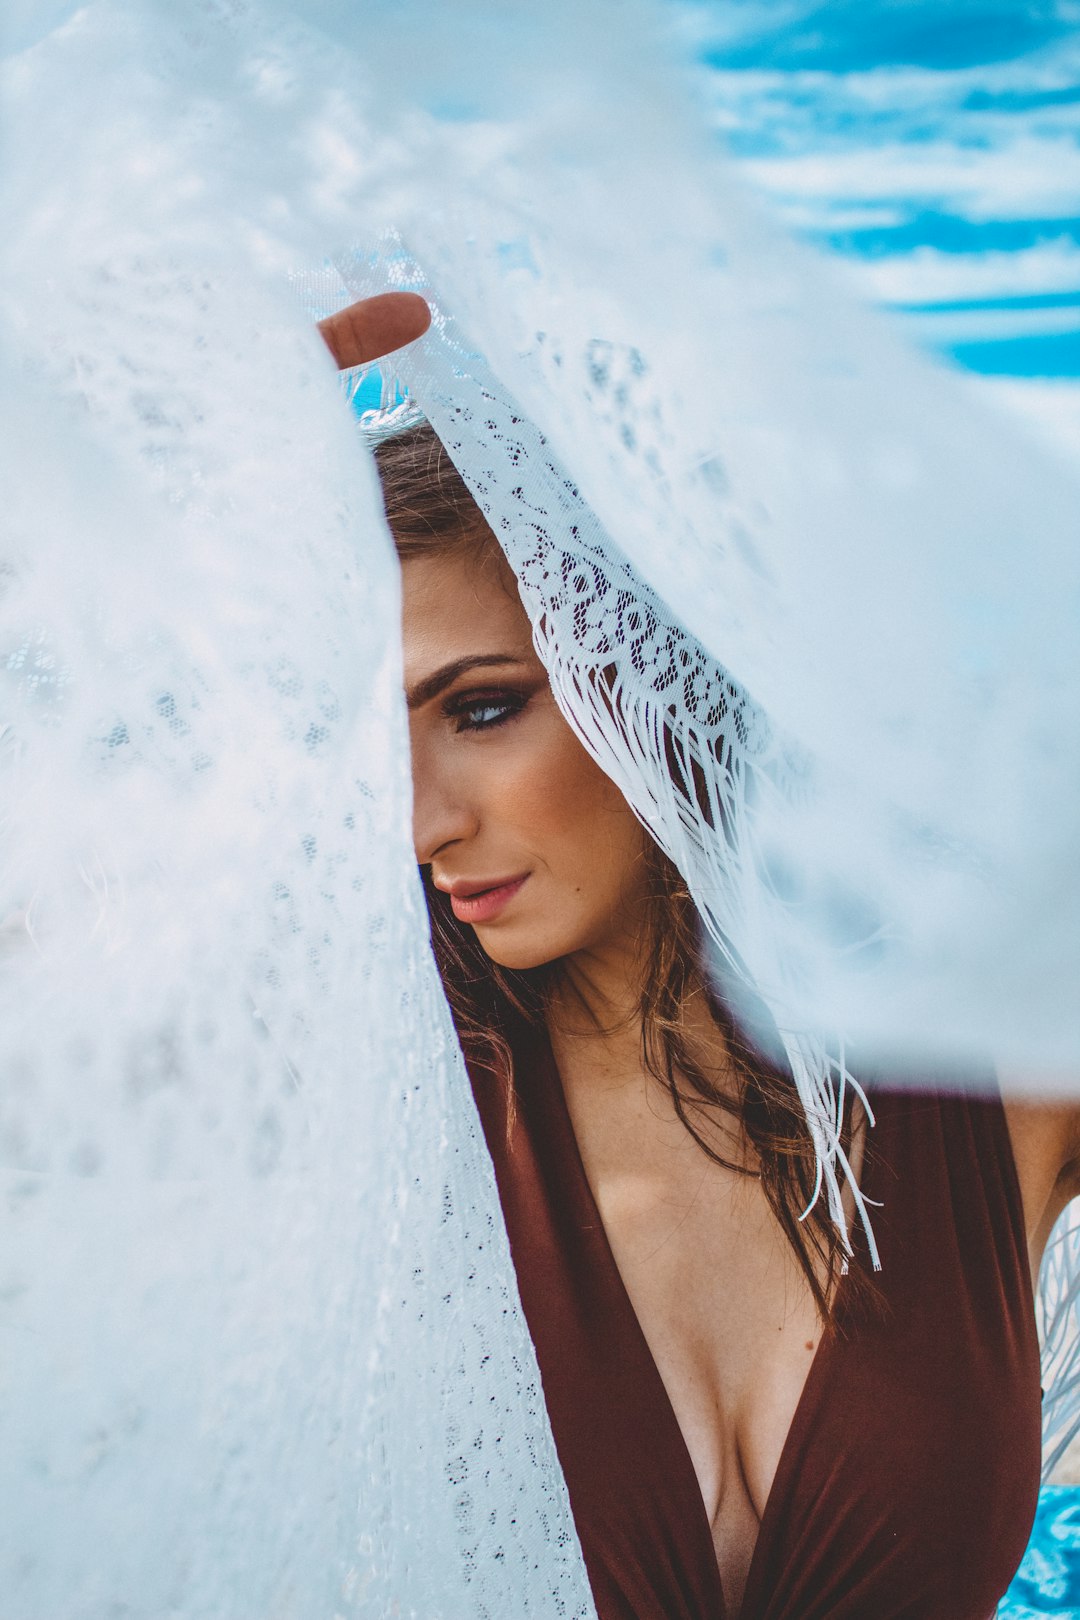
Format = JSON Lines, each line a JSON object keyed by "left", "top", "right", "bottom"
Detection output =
{"left": 537, "top": 1029, "right": 880, "bottom": 1620}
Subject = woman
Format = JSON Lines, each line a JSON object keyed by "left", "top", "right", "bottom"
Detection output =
{"left": 322, "top": 293, "right": 1080, "bottom": 1620}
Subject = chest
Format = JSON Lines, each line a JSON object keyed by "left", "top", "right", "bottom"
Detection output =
{"left": 573, "top": 1105, "right": 840, "bottom": 1614}
{"left": 470, "top": 1039, "right": 1044, "bottom": 1620}
{"left": 557, "top": 1063, "right": 1045, "bottom": 1617}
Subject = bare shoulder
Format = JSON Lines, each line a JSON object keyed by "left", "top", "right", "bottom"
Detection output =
{"left": 998, "top": 1070, "right": 1080, "bottom": 1264}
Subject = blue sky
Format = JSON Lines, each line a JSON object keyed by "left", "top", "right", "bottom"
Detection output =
{"left": 681, "top": 0, "right": 1080, "bottom": 381}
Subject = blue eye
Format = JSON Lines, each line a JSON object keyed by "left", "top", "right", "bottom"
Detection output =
{"left": 449, "top": 691, "right": 527, "bottom": 733}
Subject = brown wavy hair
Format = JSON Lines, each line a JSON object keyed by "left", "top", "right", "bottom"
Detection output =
{"left": 374, "top": 419, "right": 874, "bottom": 1323}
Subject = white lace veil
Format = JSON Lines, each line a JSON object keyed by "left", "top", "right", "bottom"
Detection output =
{"left": 352, "top": 285, "right": 883, "bottom": 1266}
{"left": 4, "top": 2, "right": 1080, "bottom": 1614}
{"left": 329, "top": 245, "right": 1080, "bottom": 1478}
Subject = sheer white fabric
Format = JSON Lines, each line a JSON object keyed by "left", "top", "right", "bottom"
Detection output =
{"left": 1, "top": 6, "right": 595, "bottom": 1616}
{"left": 3, "top": 1, "right": 1080, "bottom": 1615}
{"left": 1, "top": 264, "right": 592, "bottom": 1620}
{"left": 331, "top": 245, "right": 1080, "bottom": 1474}
{"left": 345, "top": 297, "right": 881, "bottom": 1266}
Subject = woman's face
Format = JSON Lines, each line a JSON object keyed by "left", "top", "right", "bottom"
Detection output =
{"left": 401, "top": 542, "right": 649, "bottom": 973}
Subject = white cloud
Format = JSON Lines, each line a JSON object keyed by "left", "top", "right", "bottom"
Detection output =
{"left": 837, "top": 53, "right": 1080, "bottom": 114}
{"left": 773, "top": 198, "right": 911, "bottom": 231}
{"left": 848, "top": 240, "right": 1080, "bottom": 303}
{"left": 706, "top": 34, "right": 1080, "bottom": 123}
{"left": 741, "top": 134, "right": 1080, "bottom": 222}
{"left": 705, "top": 36, "right": 1080, "bottom": 186}
{"left": 900, "top": 303, "right": 1080, "bottom": 343}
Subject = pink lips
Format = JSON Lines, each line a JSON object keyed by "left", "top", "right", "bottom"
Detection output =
{"left": 449, "top": 875, "right": 529, "bottom": 925}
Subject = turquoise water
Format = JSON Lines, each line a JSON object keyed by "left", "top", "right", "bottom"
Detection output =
{"left": 1002, "top": 1488, "right": 1080, "bottom": 1617}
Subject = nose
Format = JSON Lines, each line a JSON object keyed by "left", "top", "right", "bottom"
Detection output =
{"left": 409, "top": 730, "right": 480, "bottom": 868}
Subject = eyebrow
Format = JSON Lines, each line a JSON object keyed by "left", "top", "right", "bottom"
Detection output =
{"left": 405, "top": 653, "right": 529, "bottom": 711}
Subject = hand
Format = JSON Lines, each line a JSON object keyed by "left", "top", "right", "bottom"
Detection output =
{"left": 317, "top": 292, "right": 431, "bottom": 371}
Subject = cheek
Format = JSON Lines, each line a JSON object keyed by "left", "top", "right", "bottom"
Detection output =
{"left": 471, "top": 704, "right": 648, "bottom": 969}
{"left": 507, "top": 709, "right": 642, "bottom": 888}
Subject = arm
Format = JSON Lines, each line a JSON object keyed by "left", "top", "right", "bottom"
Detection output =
{"left": 999, "top": 1076, "right": 1080, "bottom": 1276}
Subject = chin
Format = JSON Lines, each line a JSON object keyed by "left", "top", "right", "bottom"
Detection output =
{"left": 474, "top": 927, "right": 571, "bottom": 974}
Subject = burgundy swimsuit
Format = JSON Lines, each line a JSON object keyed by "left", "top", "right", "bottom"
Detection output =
{"left": 466, "top": 1021, "right": 1042, "bottom": 1620}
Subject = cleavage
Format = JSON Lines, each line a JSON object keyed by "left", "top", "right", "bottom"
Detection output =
{"left": 589, "top": 1148, "right": 828, "bottom": 1611}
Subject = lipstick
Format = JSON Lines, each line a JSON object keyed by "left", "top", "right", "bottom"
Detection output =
{"left": 449, "top": 875, "right": 529, "bottom": 925}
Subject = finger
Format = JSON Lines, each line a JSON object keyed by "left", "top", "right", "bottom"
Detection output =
{"left": 317, "top": 292, "right": 432, "bottom": 371}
